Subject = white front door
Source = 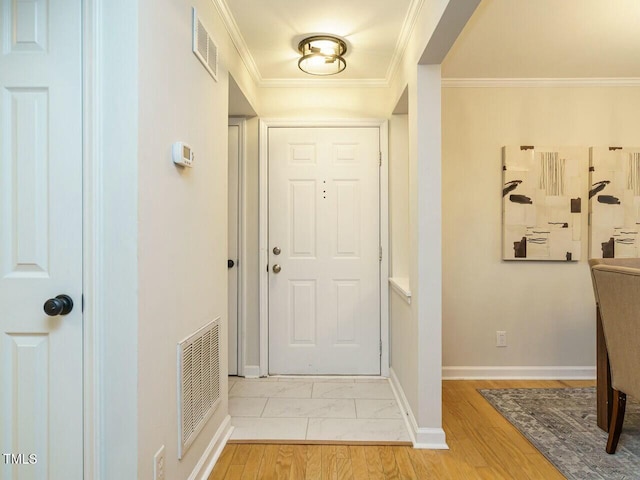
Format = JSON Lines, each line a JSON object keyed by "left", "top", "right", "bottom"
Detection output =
{"left": 228, "top": 124, "right": 240, "bottom": 375}
{"left": 268, "top": 127, "right": 381, "bottom": 375}
{"left": 0, "top": 0, "right": 83, "bottom": 477}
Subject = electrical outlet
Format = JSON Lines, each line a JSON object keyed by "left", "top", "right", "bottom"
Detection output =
{"left": 496, "top": 331, "right": 507, "bottom": 347}
{"left": 154, "top": 445, "right": 165, "bottom": 480}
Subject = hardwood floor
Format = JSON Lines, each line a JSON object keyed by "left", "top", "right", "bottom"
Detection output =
{"left": 209, "top": 379, "right": 594, "bottom": 479}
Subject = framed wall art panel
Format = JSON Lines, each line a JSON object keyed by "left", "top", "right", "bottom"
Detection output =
{"left": 589, "top": 147, "right": 640, "bottom": 259}
{"left": 502, "top": 146, "right": 587, "bottom": 261}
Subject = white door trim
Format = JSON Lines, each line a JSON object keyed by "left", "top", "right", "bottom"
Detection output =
{"left": 228, "top": 117, "right": 247, "bottom": 377}
{"left": 258, "top": 119, "right": 389, "bottom": 377}
{"left": 83, "top": 0, "right": 99, "bottom": 476}
{"left": 83, "top": 0, "right": 139, "bottom": 477}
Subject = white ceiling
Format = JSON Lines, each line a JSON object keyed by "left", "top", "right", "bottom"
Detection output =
{"left": 443, "top": 0, "right": 640, "bottom": 78}
{"left": 220, "top": 0, "right": 640, "bottom": 88}
{"left": 219, "top": 0, "right": 416, "bottom": 86}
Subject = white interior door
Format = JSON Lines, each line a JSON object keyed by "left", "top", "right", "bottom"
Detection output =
{"left": 228, "top": 124, "right": 239, "bottom": 375}
{"left": 268, "top": 127, "right": 381, "bottom": 375}
{"left": 0, "top": 0, "right": 83, "bottom": 477}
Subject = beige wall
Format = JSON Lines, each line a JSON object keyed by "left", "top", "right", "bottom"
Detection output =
{"left": 389, "top": 114, "right": 410, "bottom": 278}
{"left": 384, "top": 0, "right": 453, "bottom": 435}
{"left": 389, "top": 114, "right": 417, "bottom": 411}
{"left": 136, "top": 0, "right": 255, "bottom": 477}
{"left": 377, "top": 0, "right": 452, "bottom": 437}
{"left": 442, "top": 86, "right": 640, "bottom": 370}
{"left": 257, "top": 86, "right": 391, "bottom": 118}
{"left": 389, "top": 294, "right": 417, "bottom": 405}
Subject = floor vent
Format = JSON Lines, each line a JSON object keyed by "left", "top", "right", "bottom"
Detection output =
{"left": 177, "top": 317, "right": 221, "bottom": 459}
{"left": 192, "top": 7, "right": 218, "bottom": 81}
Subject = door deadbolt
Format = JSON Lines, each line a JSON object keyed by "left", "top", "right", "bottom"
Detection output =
{"left": 272, "top": 264, "right": 282, "bottom": 274}
{"left": 273, "top": 246, "right": 281, "bottom": 255}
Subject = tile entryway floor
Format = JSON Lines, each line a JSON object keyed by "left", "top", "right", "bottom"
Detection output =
{"left": 228, "top": 376, "right": 411, "bottom": 444}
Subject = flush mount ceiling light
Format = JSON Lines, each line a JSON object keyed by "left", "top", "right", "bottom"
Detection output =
{"left": 297, "top": 35, "right": 347, "bottom": 76}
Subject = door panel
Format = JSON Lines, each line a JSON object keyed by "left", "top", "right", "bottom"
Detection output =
{"left": 290, "top": 181, "right": 316, "bottom": 257}
{"left": 3, "top": 88, "right": 50, "bottom": 277}
{"left": 335, "top": 280, "right": 359, "bottom": 342}
{"left": 334, "top": 181, "right": 361, "bottom": 256}
{"left": 0, "top": 0, "right": 83, "bottom": 477}
{"left": 290, "top": 280, "right": 316, "bottom": 344}
{"left": 268, "top": 127, "right": 380, "bottom": 375}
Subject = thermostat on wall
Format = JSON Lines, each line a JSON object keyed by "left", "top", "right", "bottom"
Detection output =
{"left": 172, "top": 142, "right": 194, "bottom": 168}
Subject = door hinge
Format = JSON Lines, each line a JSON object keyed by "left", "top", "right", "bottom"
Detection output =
{"left": 379, "top": 340, "right": 382, "bottom": 357}
{"left": 379, "top": 246, "right": 382, "bottom": 262}
{"left": 378, "top": 151, "right": 382, "bottom": 166}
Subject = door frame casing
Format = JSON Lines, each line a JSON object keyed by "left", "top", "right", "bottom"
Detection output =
{"left": 83, "top": 0, "right": 140, "bottom": 477}
{"left": 258, "top": 118, "right": 390, "bottom": 377}
{"left": 83, "top": 1, "right": 98, "bottom": 475}
{"left": 228, "top": 117, "right": 247, "bottom": 377}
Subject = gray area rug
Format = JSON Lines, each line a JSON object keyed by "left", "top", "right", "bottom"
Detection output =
{"left": 479, "top": 388, "right": 640, "bottom": 479}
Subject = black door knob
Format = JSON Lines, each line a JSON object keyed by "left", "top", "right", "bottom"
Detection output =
{"left": 43, "top": 295, "right": 74, "bottom": 316}
{"left": 228, "top": 259, "right": 235, "bottom": 269}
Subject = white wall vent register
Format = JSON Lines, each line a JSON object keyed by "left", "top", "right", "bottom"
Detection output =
{"left": 177, "top": 318, "right": 220, "bottom": 458}
{"left": 192, "top": 7, "right": 218, "bottom": 81}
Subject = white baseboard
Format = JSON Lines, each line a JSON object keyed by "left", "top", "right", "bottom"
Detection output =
{"left": 413, "top": 428, "right": 448, "bottom": 449}
{"left": 188, "top": 415, "right": 233, "bottom": 480}
{"left": 242, "top": 365, "right": 260, "bottom": 378}
{"left": 388, "top": 368, "right": 448, "bottom": 450}
{"left": 442, "top": 366, "right": 596, "bottom": 380}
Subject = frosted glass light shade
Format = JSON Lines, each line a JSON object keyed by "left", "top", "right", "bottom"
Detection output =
{"left": 297, "top": 35, "right": 347, "bottom": 76}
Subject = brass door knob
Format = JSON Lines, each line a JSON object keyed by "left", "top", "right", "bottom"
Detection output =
{"left": 272, "top": 264, "right": 282, "bottom": 274}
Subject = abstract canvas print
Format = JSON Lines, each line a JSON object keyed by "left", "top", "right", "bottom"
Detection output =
{"left": 502, "top": 146, "right": 585, "bottom": 261}
{"left": 589, "top": 147, "right": 640, "bottom": 259}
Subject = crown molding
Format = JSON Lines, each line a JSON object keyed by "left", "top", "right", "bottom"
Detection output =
{"left": 210, "top": 0, "right": 263, "bottom": 84}
{"left": 442, "top": 77, "right": 640, "bottom": 88}
{"left": 258, "top": 78, "right": 389, "bottom": 88}
{"left": 211, "top": 0, "right": 424, "bottom": 89}
{"left": 385, "top": 0, "right": 426, "bottom": 84}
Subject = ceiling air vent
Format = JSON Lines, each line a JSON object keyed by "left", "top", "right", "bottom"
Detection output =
{"left": 192, "top": 7, "right": 218, "bottom": 81}
{"left": 177, "top": 317, "right": 221, "bottom": 459}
